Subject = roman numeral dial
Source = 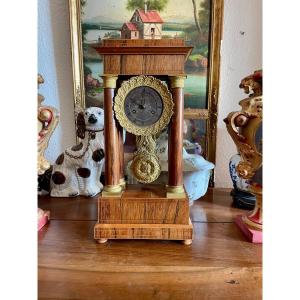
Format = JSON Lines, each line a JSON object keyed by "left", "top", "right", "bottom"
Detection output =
{"left": 124, "top": 86, "right": 164, "bottom": 127}
{"left": 114, "top": 76, "right": 174, "bottom": 137}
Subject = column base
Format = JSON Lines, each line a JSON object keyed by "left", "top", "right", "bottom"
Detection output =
{"left": 166, "top": 185, "right": 186, "bottom": 198}
{"left": 119, "top": 178, "right": 126, "bottom": 190}
{"left": 102, "top": 184, "right": 123, "bottom": 197}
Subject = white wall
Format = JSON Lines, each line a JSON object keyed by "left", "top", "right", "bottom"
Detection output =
{"left": 38, "top": 0, "right": 262, "bottom": 188}
{"left": 38, "top": 0, "right": 76, "bottom": 162}
{"left": 215, "top": 0, "right": 262, "bottom": 187}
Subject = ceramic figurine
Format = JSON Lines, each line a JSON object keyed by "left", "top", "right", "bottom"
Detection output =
{"left": 229, "top": 154, "right": 256, "bottom": 210}
{"left": 37, "top": 74, "right": 58, "bottom": 229}
{"left": 38, "top": 74, "right": 59, "bottom": 184}
{"left": 50, "top": 107, "right": 105, "bottom": 197}
{"left": 156, "top": 130, "right": 214, "bottom": 203}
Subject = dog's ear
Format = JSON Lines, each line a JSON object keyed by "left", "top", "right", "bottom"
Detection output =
{"left": 76, "top": 112, "right": 86, "bottom": 139}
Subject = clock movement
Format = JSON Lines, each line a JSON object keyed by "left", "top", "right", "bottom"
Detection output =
{"left": 93, "top": 39, "right": 194, "bottom": 244}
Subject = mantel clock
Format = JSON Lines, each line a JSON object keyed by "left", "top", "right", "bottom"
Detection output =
{"left": 93, "top": 39, "right": 194, "bottom": 244}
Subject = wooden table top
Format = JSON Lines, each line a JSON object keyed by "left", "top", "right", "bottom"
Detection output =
{"left": 38, "top": 188, "right": 262, "bottom": 300}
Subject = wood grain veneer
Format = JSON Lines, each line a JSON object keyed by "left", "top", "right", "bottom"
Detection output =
{"left": 93, "top": 39, "right": 192, "bottom": 76}
{"left": 95, "top": 185, "right": 192, "bottom": 241}
{"left": 38, "top": 188, "right": 245, "bottom": 222}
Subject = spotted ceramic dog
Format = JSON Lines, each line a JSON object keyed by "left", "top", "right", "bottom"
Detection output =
{"left": 50, "top": 107, "right": 105, "bottom": 197}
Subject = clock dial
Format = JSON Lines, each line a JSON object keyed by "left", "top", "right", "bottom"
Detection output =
{"left": 114, "top": 75, "right": 174, "bottom": 136}
{"left": 124, "top": 86, "right": 164, "bottom": 127}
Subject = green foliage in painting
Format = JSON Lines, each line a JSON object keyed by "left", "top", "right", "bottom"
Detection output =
{"left": 187, "top": 0, "right": 211, "bottom": 58}
{"left": 80, "top": 0, "right": 87, "bottom": 16}
{"left": 198, "top": 0, "right": 211, "bottom": 34}
{"left": 82, "top": 23, "right": 99, "bottom": 31}
{"left": 84, "top": 65, "right": 92, "bottom": 76}
{"left": 82, "top": 23, "right": 102, "bottom": 43}
{"left": 191, "top": 0, "right": 211, "bottom": 38}
{"left": 126, "top": 0, "right": 169, "bottom": 12}
{"left": 191, "top": 0, "right": 201, "bottom": 34}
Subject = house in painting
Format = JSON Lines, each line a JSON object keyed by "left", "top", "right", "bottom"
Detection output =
{"left": 121, "top": 5, "right": 164, "bottom": 40}
{"left": 121, "top": 22, "right": 139, "bottom": 39}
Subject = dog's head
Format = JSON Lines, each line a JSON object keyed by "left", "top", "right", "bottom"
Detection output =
{"left": 76, "top": 107, "right": 104, "bottom": 139}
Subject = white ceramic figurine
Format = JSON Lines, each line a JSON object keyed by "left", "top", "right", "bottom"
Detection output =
{"left": 50, "top": 107, "right": 105, "bottom": 197}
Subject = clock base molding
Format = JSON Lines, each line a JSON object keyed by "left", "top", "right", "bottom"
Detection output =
{"left": 94, "top": 220, "right": 193, "bottom": 244}
{"left": 94, "top": 184, "right": 193, "bottom": 243}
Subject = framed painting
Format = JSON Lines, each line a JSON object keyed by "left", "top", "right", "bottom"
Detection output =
{"left": 69, "top": 0, "right": 223, "bottom": 184}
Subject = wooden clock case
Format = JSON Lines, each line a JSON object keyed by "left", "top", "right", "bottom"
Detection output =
{"left": 93, "top": 39, "right": 194, "bottom": 244}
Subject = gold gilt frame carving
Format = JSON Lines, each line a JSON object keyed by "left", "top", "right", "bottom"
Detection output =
{"left": 114, "top": 76, "right": 174, "bottom": 136}
{"left": 68, "top": 0, "right": 224, "bottom": 183}
{"left": 69, "top": 0, "right": 85, "bottom": 108}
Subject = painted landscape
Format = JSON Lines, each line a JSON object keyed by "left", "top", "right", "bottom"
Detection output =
{"left": 80, "top": 0, "right": 211, "bottom": 149}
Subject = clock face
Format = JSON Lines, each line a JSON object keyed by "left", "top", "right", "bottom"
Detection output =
{"left": 114, "top": 75, "right": 173, "bottom": 136}
{"left": 124, "top": 86, "right": 164, "bottom": 127}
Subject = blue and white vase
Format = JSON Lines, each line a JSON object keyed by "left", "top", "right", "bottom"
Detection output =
{"left": 229, "top": 154, "right": 256, "bottom": 210}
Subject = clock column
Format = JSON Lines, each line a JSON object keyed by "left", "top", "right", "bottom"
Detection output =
{"left": 102, "top": 75, "right": 122, "bottom": 196}
{"left": 167, "top": 76, "right": 186, "bottom": 197}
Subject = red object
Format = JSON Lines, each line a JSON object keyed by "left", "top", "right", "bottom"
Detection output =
{"left": 124, "top": 22, "right": 138, "bottom": 31}
{"left": 136, "top": 9, "right": 164, "bottom": 23}
{"left": 235, "top": 215, "right": 262, "bottom": 243}
{"left": 253, "top": 70, "right": 262, "bottom": 81}
{"left": 38, "top": 208, "right": 50, "bottom": 231}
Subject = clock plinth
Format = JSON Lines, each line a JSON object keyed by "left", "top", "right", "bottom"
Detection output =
{"left": 93, "top": 39, "right": 193, "bottom": 243}
{"left": 94, "top": 185, "right": 193, "bottom": 243}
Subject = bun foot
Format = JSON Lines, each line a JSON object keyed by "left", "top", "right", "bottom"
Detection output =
{"left": 97, "top": 238, "right": 108, "bottom": 244}
{"left": 182, "top": 239, "right": 192, "bottom": 245}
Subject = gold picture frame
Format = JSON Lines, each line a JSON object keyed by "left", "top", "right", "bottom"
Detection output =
{"left": 68, "top": 0, "right": 223, "bottom": 184}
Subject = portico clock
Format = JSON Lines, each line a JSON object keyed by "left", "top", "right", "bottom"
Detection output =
{"left": 93, "top": 39, "right": 194, "bottom": 244}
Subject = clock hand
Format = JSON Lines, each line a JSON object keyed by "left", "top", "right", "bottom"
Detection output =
{"left": 141, "top": 88, "right": 146, "bottom": 106}
{"left": 139, "top": 96, "right": 146, "bottom": 109}
{"left": 138, "top": 101, "right": 145, "bottom": 110}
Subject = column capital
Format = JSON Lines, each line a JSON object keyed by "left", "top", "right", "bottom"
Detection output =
{"left": 169, "top": 75, "right": 186, "bottom": 89}
{"left": 102, "top": 75, "right": 118, "bottom": 88}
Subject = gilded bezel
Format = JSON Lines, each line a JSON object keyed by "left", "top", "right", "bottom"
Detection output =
{"left": 114, "top": 76, "right": 174, "bottom": 136}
